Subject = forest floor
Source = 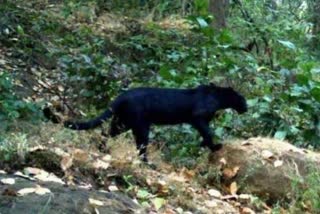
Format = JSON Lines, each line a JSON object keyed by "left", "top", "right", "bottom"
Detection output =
{"left": 0, "top": 126, "right": 290, "bottom": 213}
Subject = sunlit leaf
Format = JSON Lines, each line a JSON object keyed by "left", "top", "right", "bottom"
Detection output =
{"left": 152, "top": 197, "right": 165, "bottom": 210}
{"left": 16, "top": 25, "right": 24, "bottom": 35}
{"left": 277, "top": 40, "right": 296, "bottom": 50}
{"left": 196, "top": 17, "right": 208, "bottom": 28}
{"left": 247, "top": 98, "right": 258, "bottom": 107}
{"left": 229, "top": 182, "right": 238, "bottom": 195}
{"left": 137, "top": 189, "right": 150, "bottom": 199}
{"left": 89, "top": 198, "right": 104, "bottom": 206}
{"left": 274, "top": 130, "right": 287, "bottom": 140}
{"left": 208, "top": 189, "right": 222, "bottom": 198}
{"left": 17, "top": 187, "right": 36, "bottom": 196}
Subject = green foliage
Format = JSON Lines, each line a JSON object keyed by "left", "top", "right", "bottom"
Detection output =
{"left": 1, "top": 0, "right": 320, "bottom": 157}
{"left": 0, "top": 72, "right": 39, "bottom": 128}
{"left": 57, "top": 40, "right": 122, "bottom": 107}
{"left": 0, "top": 3, "right": 52, "bottom": 60}
{"left": 240, "top": 61, "right": 320, "bottom": 147}
{"left": 151, "top": 125, "right": 202, "bottom": 167}
{"left": 291, "top": 166, "right": 320, "bottom": 213}
{"left": 0, "top": 133, "right": 29, "bottom": 161}
{"left": 102, "top": 0, "right": 194, "bottom": 18}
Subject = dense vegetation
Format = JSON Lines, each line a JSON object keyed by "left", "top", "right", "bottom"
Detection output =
{"left": 0, "top": 1, "right": 320, "bottom": 211}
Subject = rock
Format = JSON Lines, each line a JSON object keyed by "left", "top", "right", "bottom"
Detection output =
{"left": 208, "top": 137, "right": 320, "bottom": 204}
{"left": 0, "top": 174, "right": 141, "bottom": 214}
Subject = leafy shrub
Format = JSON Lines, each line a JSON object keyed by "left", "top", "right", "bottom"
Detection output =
{"left": 291, "top": 166, "right": 320, "bottom": 213}
{"left": 0, "top": 133, "right": 29, "bottom": 161}
{"left": 0, "top": 72, "right": 39, "bottom": 129}
{"left": 1, "top": 0, "right": 320, "bottom": 154}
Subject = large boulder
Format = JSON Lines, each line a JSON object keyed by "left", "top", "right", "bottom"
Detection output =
{"left": 208, "top": 137, "right": 320, "bottom": 203}
{"left": 0, "top": 174, "right": 141, "bottom": 214}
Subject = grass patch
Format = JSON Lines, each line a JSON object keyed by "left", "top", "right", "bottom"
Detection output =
{"left": 291, "top": 165, "right": 320, "bottom": 213}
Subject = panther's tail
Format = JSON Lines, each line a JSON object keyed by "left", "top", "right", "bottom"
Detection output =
{"left": 63, "top": 109, "right": 113, "bottom": 130}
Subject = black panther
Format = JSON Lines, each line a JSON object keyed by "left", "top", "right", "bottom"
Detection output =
{"left": 44, "top": 84, "right": 247, "bottom": 162}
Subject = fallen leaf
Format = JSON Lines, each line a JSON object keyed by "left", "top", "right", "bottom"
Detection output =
{"left": 208, "top": 189, "right": 221, "bottom": 198}
{"left": 1, "top": 178, "right": 15, "bottom": 185}
{"left": 108, "top": 185, "right": 119, "bottom": 192}
{"left": 229, "top": 182, "right": 238, "bottom": 195}
{"left": 239, "top": 194, "right": 251, "bottom": 203}
{"left": 274, "top": 160, "right": 283, "bottom": 168}
{"left": 152, "top": 197, "right": 166, "bottom": 210}
{"left": 102, "top": 154, "right": 112, "bottom": 162}
{"left": 73, "top": 149, "right": 89, "bottom": 162}
{"left": 34, "top": 185, "right": 51, "bottom": 195}
{"left": 57, "top": 85, "right": 64, "bottom": 92}
{"left": 205, "top": 200, "right": 218, "bottom": 208}
{"left": 53, "top": 147, "right": 68, "bottom": 156}
{"left": 61, "top": 155, "right": 73, "bottom": 171}
{"left": 223, "top": 168, "right": 234, "bottom": 179}
{"left": 261, "top": 150, "right": 274, "bottom": 160}
{"left": 156, "top": 179, "right": 169, "bottom": 195}
{"left": 17, "top": 187, "right": 36, "bottom": 196}
{"left": 233, "top": 166, "right": 240, "bottom": 175}
{"left": 34, "top": 172, "right": 65, "bottom": 184}
{"left": 180, "top": 167, "right": 195, "bottom": 179}
{"left": 167, "top": 172, "right": 187, "bottom": 182}
{"left": 136, "top": 189, "right": 151, "bottom": 199}
{"left": 146, "top": 178, "right": 152, "bottom": 186}
{"left": 92, "top": 159, "right": 110, "bottom": 169}
{"left": 89, "top": 198, "right": 104, "bottom": 206}
{"left": 219, "top": 158, "right": 227, "bottom": 165}
{"left": 222, "top": 166, "right": 239, "bottom": 179}
{"left": 79, "top": 183, "right": 92, "bottom": 190}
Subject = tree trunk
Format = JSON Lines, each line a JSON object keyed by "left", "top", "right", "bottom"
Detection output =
{"left": 308, "top": 0, "right": 320, "bottom": 49}
{"left": 312, "top": 2, "right": 320, "bottom": 47}
{"left": 208, "top": 0, "right": 229, "bottom": 30}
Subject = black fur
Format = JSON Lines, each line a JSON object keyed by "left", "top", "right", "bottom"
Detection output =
{"left": 45, "top": 84, "right": 247, "bottom": 162}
